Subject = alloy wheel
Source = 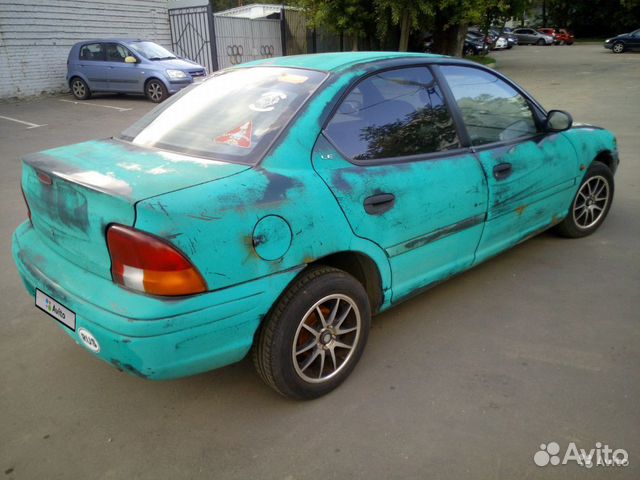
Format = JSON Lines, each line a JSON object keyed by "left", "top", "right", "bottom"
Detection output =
{"left": 292, "top": 294, "right": 361, "bottom": 383}
{"left": 147, "top": 82, "right": 164, "bottom": 102}
{"left": 572, "top": 175, "right": 610, "bottom": 230}
{"left": 72, "top": 80, "right": 85, "bottom": 98}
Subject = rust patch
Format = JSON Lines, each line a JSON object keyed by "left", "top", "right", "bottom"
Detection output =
{"left": 110, "top": 359, "right": 149, "bottom": 379}
{"left": 403, "top": 215, "right": 483, "bottom": 252}
{"left": 515, "top": 205, "right": 527, "bottom": 216}
{"left": 579, "top": 164, "right": 586, "bottom": 171}
{"left": 186, "top": 214, "right": 220, "bottom": 222}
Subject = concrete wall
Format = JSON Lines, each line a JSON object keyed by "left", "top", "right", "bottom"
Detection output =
{"left": 0, "top": 0, "right": 171, "bottom": 98}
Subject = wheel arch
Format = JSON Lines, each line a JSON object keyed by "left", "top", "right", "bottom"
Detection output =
{"left": 593, "top": 150, "right": 618, "bottom": 174}
{"left": 144, "top": 76, "right": 170, "bottom": 91}
{"left": 306, "top": 251, "right": 385, "bottom": 314}
{"left": 68, "top": 74, "right": 89, "bottom": 88}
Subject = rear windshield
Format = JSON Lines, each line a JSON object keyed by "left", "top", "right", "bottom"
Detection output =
{"left": 119, "top": 67, "right": 327, "bottom": 164}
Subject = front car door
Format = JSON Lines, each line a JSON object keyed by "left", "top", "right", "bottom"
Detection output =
{"left": 312, "top": 66, "right": 488, "bottom": 302}
{"left": 439, "top": 65, "right": 578, "bottom": 262}
{"left": 104, "top": 42, "right": 142, "bottom": 92}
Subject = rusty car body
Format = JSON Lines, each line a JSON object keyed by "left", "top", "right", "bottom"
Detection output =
{"left": 13, "top": 52, "right": 618, "bottom": 398}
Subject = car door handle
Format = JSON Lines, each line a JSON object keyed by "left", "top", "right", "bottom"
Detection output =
{"left": 364, "top": 193, "right": 395, "bottom": 215}
{"left": 493, "top": 162, "right": 513, "bottom": 180}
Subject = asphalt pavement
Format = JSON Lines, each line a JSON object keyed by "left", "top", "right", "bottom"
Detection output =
{"left": 0, "top": 44, "right": 638, "bottom": 479}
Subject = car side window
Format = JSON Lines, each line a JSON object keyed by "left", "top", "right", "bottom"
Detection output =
{"left": 105, "top": 43, "right": 131, "bottom": 62}
{"left": 79, "top": 43, "right": 105, "bottom": 61}
{"left": 440, "top": 66, "right": 538, "bottom": 146}
{"left": 325, "top": 67, "right": 460, "bottom": 161}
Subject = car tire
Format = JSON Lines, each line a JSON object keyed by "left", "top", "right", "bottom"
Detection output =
{"left": 537, "top": 38, "right": 545, "bottom": 45}
{"left": 555, "top": 161, "right": 614, "bottom": 238}
{"left": 612, "top": 42, "right": 625, "bottom": 53}
{"left": 145, "top": 79, "right": 168, "bottom": 103}
{"left": 252, "top": 266, "right": 371, "bottom": 400}
{"left": 70, "top": 77, "right": 91, "bottom": 100}
{"left": 464, "top": 47, "right": 475, "bottom": 56}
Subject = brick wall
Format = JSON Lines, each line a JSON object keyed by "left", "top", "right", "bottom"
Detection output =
{"left": 0, "top": 0, "right": 171, "bottom": 98}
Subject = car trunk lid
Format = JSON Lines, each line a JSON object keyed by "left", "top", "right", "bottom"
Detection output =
{"left": 22, "top": 138, "right": 249, "bottom": 279}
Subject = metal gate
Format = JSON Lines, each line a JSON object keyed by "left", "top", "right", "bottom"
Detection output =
{"left": 168, "top": 5, "right": 218, "bottom": 73}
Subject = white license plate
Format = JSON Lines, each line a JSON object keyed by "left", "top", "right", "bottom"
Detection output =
{"left": 35, "top": 289, "right": 76, "bottom": 331}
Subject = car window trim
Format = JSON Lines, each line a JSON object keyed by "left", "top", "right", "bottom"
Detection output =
{"left": 321, "top": 64, "right": 467, "bottom": 166}
{"left": 433, "top": 62, "right": 548, "bottom": 150}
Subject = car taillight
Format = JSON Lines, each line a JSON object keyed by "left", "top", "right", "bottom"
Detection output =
{"left": 21, "top": 186, "right": 32, "bottom": 223}
{"left": 106, "top": 224, "right": 207, "bottom": 296}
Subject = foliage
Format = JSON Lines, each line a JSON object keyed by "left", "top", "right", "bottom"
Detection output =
{"left": 544, "top": 0, "right": 640, "bottom": 36}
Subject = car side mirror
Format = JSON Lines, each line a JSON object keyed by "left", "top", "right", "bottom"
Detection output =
{"left": 546, "top": 110, "right": 573, "bottom": 132}
{"left": 124, "top": 56, "right": 137, "bottom": 64}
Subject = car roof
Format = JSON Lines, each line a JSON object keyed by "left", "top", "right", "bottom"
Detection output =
{"left": 239, "top": 51, "right": 447, "bottom": 72}
{"left": 73, "top": 39, "right": 145, "bottom": 45}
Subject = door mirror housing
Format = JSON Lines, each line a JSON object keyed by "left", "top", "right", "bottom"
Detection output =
{"left": 124, "top": 56, "right": 138, "bottom": 64}
{"left": 546, "top": 110, "right": 573, "bottom": 132}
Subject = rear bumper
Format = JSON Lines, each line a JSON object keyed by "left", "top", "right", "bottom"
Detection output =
{"left": 12, "top": 221, "right": 298, "bottom": 380}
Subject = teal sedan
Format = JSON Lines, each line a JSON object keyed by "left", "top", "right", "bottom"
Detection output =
{"left": 13, "top": 52, "right": 618, "bottom": 399}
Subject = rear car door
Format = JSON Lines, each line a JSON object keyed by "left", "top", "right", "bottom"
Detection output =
{"left": 313, "top": 66, "right": 488, "bottom": 301}
{"left": 104, "top": 43, "right": 141, "bottom": 92}
{"left": 439, "top": 65, "right": 578, "bottom": 262}
{"left": 78, "top": 43, "right": 108, "bottom": 90}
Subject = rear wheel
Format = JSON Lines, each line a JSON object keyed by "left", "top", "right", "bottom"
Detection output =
{"left": 145, "top": 79, "right": 168, "bottom": 103}
{"left": 70, "top": 77, "right": 91, "bottom": 100}
{"left": 555, "top": 161, "right": 614, "bottom": 238}
{"left": 464, "top": 47, "right": 475, "bottom": 56}
{"left": 612, "top": 42, "right": 624, "bottom": 53}
{"left": 253, "top": 266, "right": 371, "bottom": 400}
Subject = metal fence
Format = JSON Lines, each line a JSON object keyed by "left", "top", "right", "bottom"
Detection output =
{"left": 168, "top": 5, "right": 348, "bottom": 74}
{"left": 213, "top": 15, "right": 282, "bottom": 70}
{"left": 168, "top": 5, "right": 217, "bottom": 73}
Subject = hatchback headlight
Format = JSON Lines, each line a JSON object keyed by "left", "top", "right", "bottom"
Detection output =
{"left": 166, "top": 69, "right": 188, "bottom": 80}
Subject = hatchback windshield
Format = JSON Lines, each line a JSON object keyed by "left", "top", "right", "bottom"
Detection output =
{"left": 120, "top": 67, "right": 327, "bottom": 164}
{"left": 128, "top": 41, "right": 177, "bottom": 60}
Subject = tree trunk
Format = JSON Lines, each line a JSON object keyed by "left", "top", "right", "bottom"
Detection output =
{"left": 433, "top": 17, "right": 467, "bottom": 57}
{"left": 398, "top": 10, "right": 410, "bottom": 52}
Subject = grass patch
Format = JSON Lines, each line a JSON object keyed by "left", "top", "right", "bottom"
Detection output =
{"left": 465, "top": 55, "right": 496, "bottom": 66}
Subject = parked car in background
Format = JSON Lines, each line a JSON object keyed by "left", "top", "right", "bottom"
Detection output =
{"left": 498, "top": 27, "right": 519, "bottom": 48}
{"left": 512, "top": 28, "right": 554, "bottom": 45}
{"left": 538, "top": 27, "right": 560, "bottom": 44}
{"left": 67, "top": 39, "right": 207, "bottom": 103}
{"left": 468, "top": 28, "right": 494, "bottom": 48}
{"left": 604, "top": 28, "right": 640, "bottom": 53}
{"left": 491, "top": 34, "right": 508, "bottom": 50}
{"left": 14, "top": 52, "right": 619, "bottom": 399}
{"left": 555, "top": 28, "right": 575, "bottom": 45}
{"left": 463, "top": 33, "right": 489, "bottom": 56}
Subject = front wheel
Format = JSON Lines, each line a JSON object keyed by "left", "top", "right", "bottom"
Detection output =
{"left": 555, "top": 161, "right": 614, "bottom": 238}
{"left": 537, "top": 38, "right": 545, "bottom": 45}
{"left": 253, "top": 266, "right": 371, "bottom": 400}
{"left": 145, "top": 79, "right": 168, "bottom": 103}
{"left": 464, "top": 47, "right": 475, "bottom": 56}
{"left": 612, "top": 42, "right": 624, "bottom": 53}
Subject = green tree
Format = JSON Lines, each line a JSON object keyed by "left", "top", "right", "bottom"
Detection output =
{"left": 374, "top": 0, "right": 434, "bottom": 52}
{"left": 294, "top": 0, "right": 376, "bottom": 50}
